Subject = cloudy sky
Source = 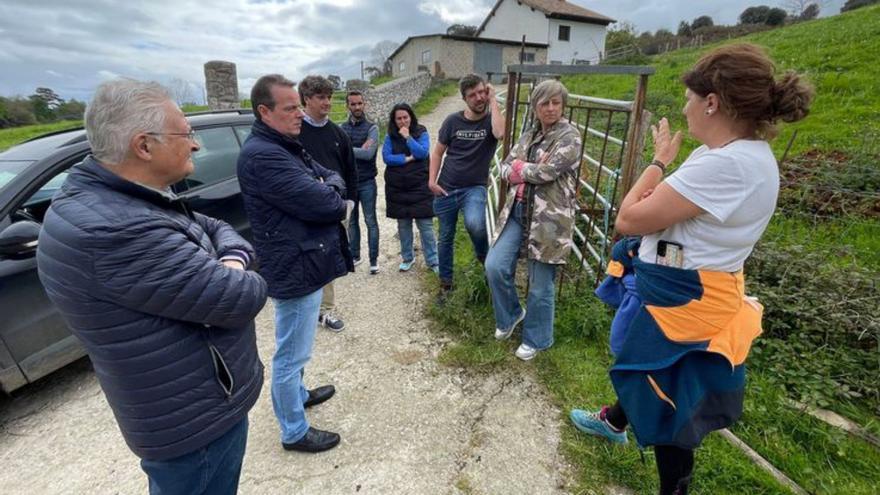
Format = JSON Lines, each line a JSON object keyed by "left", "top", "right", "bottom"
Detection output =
{"left": 0, "top": 0, "right": 845, "bottom": 103}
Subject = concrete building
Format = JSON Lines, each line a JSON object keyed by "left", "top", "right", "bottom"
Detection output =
{"left": 388, "top": 34, "right": 548, "bottom": 80}
{"left": 476, "top": 0, "right": 615, "bottom": 65}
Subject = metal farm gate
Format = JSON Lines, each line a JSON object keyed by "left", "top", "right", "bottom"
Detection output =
{"left": 488, "top": 64, "right": 654, "bottom": 286}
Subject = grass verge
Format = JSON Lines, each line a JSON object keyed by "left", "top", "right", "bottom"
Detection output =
{"left": 425, "top": 227, "right": 880, "bottom": 494}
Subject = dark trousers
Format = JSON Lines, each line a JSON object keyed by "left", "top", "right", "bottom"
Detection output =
{"left": 606, "top": 403, "right": 694, "bottom": 495}
{"left": 140, "top": 417, "right": 248, "bottom": 495}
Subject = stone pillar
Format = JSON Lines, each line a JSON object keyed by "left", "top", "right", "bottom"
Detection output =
{"left": 204, "top": 61, "right": 239, "bottom": 110}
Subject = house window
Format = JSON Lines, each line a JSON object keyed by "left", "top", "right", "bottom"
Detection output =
{"left": 421, "top": 49, "right": 431, "bottom": 64}
{"left": 399, "top": 61, "right": 406, "bottom": 73}
{"left": 558, "top": 25, "right": 571, "bottom": 41}
{"left": 521, "top": 52, "right": 535, "bottom": 63}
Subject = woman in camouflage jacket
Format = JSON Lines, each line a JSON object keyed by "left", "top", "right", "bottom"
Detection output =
{"left": 485, "top": 79, "right": 582, "bottom": 361}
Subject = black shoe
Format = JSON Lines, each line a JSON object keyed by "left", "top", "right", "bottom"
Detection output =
{"left": 303, "top": 385, "right": 335, "bottom": 408}
{"left": 282, "top": 427, "right": 341, "bottom": 453}
{"left": 319, "top": 312, "right": 345, "bottom": 332}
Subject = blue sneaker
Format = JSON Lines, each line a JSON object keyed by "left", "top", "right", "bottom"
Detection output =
{"left": 570, "top": 406, "right": 628, "bottom": 444}
{"left": 399, "top": 260, "right": 414, "bottom": 272}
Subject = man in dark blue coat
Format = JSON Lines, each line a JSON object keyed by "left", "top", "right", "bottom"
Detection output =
{"left": 36, "top": 79, "right": 268, "bottom": 495}
{"left": 237, "top": 74, "right": 352, "bottom": 453}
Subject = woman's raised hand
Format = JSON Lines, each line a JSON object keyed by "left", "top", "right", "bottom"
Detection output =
{"left": 399, "top": 126, "right": 410, "bottom": 139}
{"left": 650, "top": 117, "right": 683, "bottom": 167}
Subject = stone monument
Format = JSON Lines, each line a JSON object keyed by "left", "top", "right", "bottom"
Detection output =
{"left": 204, "top": 61, "right": 239, "bottom": 110}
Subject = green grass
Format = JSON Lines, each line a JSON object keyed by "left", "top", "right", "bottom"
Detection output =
{"left": 423, "top": 10, "right": 880, "bottom": 494}
{"left": 426, "top": 231, "right": 880, "bottom": 493}
{"left": 0, "top": 120, "right": 83, "bottom": 152}
{"left": 412, "top": 80, "right": 459, "bottom": 118}
{"left": 370, "top": 75, "right": 395, "bottom": 86}
{"left": 562, "top": 4, "right": 880, "bottom": 159}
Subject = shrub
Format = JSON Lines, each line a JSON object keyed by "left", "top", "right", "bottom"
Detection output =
{"left": 745, "top": 241, "right": 880, "bottom": 414}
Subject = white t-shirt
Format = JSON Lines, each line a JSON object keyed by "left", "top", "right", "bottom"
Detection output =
{"left": 639, "top": 140, "right": 779, "bottom": 272}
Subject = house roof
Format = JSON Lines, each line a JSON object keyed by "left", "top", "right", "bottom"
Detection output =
{"left": 387, "top": 34, "right": 548, "bottom": 62}
{"left": 476, "top": 0, "right": 616, "bottom": 35}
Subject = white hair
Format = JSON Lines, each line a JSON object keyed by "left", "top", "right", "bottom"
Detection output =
{"left": 531, "top": 79, "right": 568, "bottom": 110}
{"left": 84, "top": 79, "right": 171, "bottom": 165}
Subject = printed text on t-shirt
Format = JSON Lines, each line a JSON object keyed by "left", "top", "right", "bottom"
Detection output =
{"left": 456, "top": 129, "right": 488, "bottom": 140}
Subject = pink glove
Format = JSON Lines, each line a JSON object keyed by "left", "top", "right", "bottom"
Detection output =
{"left": 515, "top": 182, "right": 526, "bottom": 201}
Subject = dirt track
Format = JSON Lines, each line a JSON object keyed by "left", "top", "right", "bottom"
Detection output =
{"left": 0, "top": 95, "right": 573, "bottom": 494}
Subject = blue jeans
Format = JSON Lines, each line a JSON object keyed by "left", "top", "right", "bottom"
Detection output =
{"left": 485, "top": 202, "right": 558, "bottom": 350}
{"left": 271, "top": 289, "right": 322, "bottom": 444}
{"left": 398, "top": 217, "right": 439, "bottom": 267}
{"left": 349, "top": 179, "right": 380, "bottom": 263}
{"left": 140, "top": 417, "right": 248, "bottom": 495}
{"left": 433, "top": 185, "right": 489, "bottom": 284}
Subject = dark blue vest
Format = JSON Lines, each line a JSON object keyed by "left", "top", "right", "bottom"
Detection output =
{"left": 341, "top": 117, "right": 377, "bottom": 183}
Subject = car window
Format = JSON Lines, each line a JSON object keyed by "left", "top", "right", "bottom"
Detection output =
{"left": 181, "top": 127, "right": 241, "bottom": 191}
{"left": 22, "top": 171, "right": 69, "bottom": 208}
{"left": 234, "top": 125, "right": 252, "bottom": 143}
{"left": 13, "top": 154, "right": 85, "bottom": 223}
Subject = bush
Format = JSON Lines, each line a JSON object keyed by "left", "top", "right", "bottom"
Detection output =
{"left": 745, "top": 241, "right": 880, "bottom": 414}
{"left": 842, "top": 0, "right": 880, "bottom": 12}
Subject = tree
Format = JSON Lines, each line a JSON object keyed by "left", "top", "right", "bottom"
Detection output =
{"left": 691, "top": 15, "right": 714, "bottom": 30}
{"left": 740, "top": 5, "right": 772, "bottom": 24}
{"left": 605, "top": 21, "right": 639, "bottom": 51}
{"left": 780, "top": 0, "right": 827, "bottom": 16}
{"left": 677, "top": 20, "right": 693, "bottom": 37}
{"left": 6, "top": 98, "right": 37, "bottom": 127}
{"left": 800, "top": 3, "right": 820, "bottom": 19}
{"left": 766, "top": 7, "right": 788, "bottom": 24}
{"left": 841, "top": 0, "right": 879, "bottom": 11}
{"left": 446, "top": 24, "right": 478, "bottom": 36}
{"left": 371, "top": 40, "right": 399, "bottom": 70}
{"left": 55, "top": 99, "right": 86, "bottom": 121}
{"left": 327, "top": 74, "right": 342, "bottom": 90}
{"left": 168, "top": 78, "right": 196, "bottom": 106}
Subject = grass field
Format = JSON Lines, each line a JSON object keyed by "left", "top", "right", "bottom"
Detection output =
{"left": 0, "top": 120, "right": 82, "bottom": 152}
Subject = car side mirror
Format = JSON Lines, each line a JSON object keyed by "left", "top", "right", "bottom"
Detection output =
{"left": 0, "top": 221, "right": 41, "bottom": 259}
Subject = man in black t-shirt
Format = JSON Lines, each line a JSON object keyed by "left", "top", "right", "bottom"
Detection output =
{"left": 428, "top": 74, "right": 505, "bottom": 296}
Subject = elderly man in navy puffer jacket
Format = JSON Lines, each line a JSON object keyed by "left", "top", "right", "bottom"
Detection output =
{"left": 36, "top": 79, "right": 268, "bottom": 495}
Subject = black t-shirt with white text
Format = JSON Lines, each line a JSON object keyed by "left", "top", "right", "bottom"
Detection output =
{"left": 437, "top": 111, "right": 497, "bottom": 190}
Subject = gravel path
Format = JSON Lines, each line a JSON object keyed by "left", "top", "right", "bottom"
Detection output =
{"left": 0, "top": 95, "right": 572, "bottom": 494}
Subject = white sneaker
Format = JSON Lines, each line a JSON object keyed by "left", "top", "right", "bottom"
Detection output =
{"left": 369, "top": 264, "right": 380, "bottom": 275}
{"left": 352, "top": 257, "right": 363, "bottom": 267}
{"left": 494, "top": 309, "right": 526, "bottom": 340}
{"left": 515, "top": 343, "right": 538, "bottom": 361}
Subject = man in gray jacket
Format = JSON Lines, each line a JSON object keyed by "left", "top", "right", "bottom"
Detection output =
{"left": 37, "top": 79, "right": 267, "bottom": 495}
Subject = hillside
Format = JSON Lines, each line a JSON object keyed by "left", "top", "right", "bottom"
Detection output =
{"left": 563, "top": 4, "right": 880, "bottom": 159}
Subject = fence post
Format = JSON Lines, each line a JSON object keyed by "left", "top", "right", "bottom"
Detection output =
{"left": 617, "top": 74, "right": 650, "bottom": 206}
{"left": 497, "top": 71, "right": 518, "bottom": 215}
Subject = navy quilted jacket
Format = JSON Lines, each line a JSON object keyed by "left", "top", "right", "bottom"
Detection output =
{"left": 237, "top": 120, "right": 353, "bottom": 299}
{"left": 36, "top": 157, "right": 268, "bottom": 461}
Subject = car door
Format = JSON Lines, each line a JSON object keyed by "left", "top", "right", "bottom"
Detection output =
{"left": 175, "top": 125, "right": 251, "bottom": 241}
{"left": 0, "top": 150, "right": 89, "bottom": 391}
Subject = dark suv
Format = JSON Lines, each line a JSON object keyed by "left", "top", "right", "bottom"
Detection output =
{"left": 0, "top": 109, "right": 256, "bottom": 393}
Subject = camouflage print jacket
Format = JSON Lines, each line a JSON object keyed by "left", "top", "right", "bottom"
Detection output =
{"left": 493, "top": 119, "right": 581, "bottom": 264}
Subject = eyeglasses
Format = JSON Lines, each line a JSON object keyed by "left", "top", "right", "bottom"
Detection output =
{"left": 146, "top": 130, "right": 197, "bottom": 141}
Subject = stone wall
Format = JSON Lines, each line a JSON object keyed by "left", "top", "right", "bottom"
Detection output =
{"left": 364, "top": 72, "right": 432, "bottom": 125}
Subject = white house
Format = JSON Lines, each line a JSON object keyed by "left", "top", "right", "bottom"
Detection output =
{"left": 476, "top": 0, "right": 615, "bottom": 65}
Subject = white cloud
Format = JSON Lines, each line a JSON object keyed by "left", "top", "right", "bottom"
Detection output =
{"left": 418, "top": 0, "right": 490, "bottom": 25}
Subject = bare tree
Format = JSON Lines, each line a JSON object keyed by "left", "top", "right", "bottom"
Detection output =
{"left": 168, "top": 78, "right": 196, "bottom": 106}
{"left": 370, "top": 40, "right": 400, "bottom": 74}
{"left": 780, "top": 0, "right": 828, "bottom": 16}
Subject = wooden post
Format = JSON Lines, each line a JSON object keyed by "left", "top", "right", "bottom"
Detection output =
{"left": 617, "top": 74, "right": 649, "bottom": 206}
